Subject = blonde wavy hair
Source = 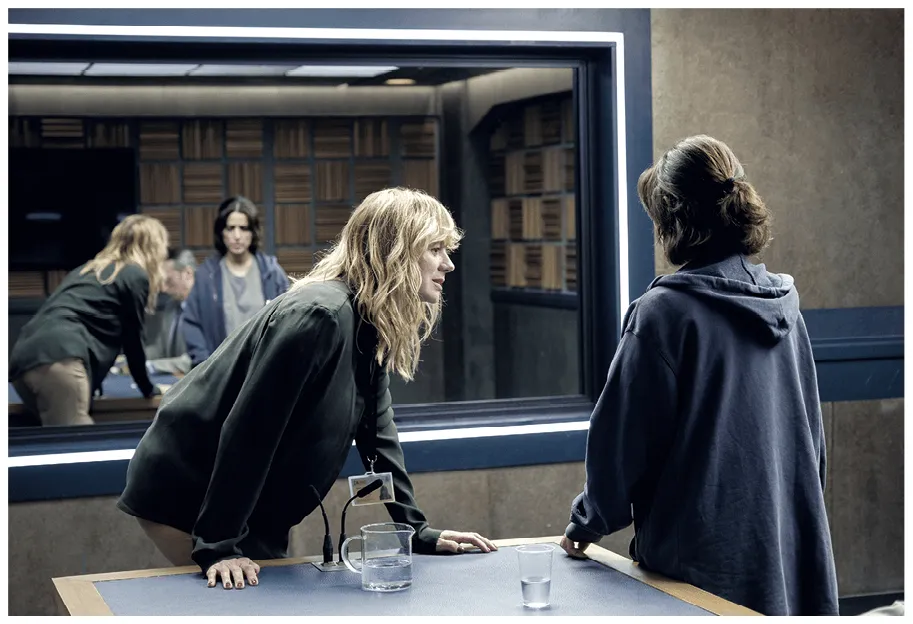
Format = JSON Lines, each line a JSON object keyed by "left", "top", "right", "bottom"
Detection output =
{"left": 80, "top": 214, "right": 169, "bottom": 313}
{"left": 292, "top": 187, "right": 462, "bottom": 381}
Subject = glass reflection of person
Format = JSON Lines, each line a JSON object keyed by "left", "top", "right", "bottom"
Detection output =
{"left": 9, "top": 215, "right": 169, "bottom": 426}
{"left": 143, "top": 249, "right": 197, "bottom": 375}
{"left": 118, "top": 188, "right": 498, "bottom": 590}
{"left": 181, "top": 196, "right": 289, "bottom": 368}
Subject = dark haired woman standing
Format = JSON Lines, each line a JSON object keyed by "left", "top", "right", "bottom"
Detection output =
{"left": 560, "top": 135, "right": 838, "bottom": 616}
{"left": 182, "top": 196, "right": 289, "bottom": 367}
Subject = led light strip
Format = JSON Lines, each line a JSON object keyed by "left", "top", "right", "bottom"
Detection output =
{"left": 7, "top": 23, "right": 630, "bottom": 321}
{"left": 8, "top": 420, "right": 591, "bottom": 467}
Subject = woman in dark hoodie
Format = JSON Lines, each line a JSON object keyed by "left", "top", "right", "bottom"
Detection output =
{"left": 561, "top": 135, "right": 838, "bottom": 616}
{"left": 182, "top": 196, "right": 289, "bottom": 367}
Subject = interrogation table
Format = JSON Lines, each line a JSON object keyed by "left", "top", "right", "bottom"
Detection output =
{"left": 52, "top": 536, "right": 760, "bottom": 616}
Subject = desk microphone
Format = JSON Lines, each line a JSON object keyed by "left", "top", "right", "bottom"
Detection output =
{"left": 338, "top": 479, "right": 384, "bottom": 563}
{"left": 309, "top": 485, "right": 334, "bottom": 565}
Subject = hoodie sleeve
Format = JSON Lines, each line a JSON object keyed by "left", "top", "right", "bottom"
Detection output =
{"left": 190, "top": 306, "right": 345, "bottom": 573}
{"left": 181, "top": 278, "right": 211, "bottom": 368}
{"left": 566, "top": 330, "right": 677, "bottom": 543}
{"left": 355, "top": 368, "right": 442, "bottom": 554}
{"left": 271, "top": 256, "right": 290, "bottom": 299}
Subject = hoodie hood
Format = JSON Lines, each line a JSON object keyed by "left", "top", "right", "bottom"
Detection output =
{"left": 648, "top": 254, "right": 799, "bottom": 344}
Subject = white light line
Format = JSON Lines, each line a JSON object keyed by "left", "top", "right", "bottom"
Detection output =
{"left": 8, "top": 448, "right": 136, "bottom": 468}
{"left": 7, "top": 24, "right": 622, "bottom": 44}
{"left": 8, "top": 421, "right": 591, "bottom": 467}
{"left": 614, "top": 37, "right": 630, "bottom": 322}
{"left": 397, "top": 419, "right": 590, "bottom": 443}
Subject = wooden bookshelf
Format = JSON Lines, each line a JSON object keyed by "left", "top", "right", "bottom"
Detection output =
{"left": 488, "top": 92, "right": 577, "bottom": 293}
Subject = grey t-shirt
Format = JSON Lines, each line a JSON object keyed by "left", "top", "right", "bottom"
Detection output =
{"left": 221, "top": 257, "right": 265, "bottom": 336}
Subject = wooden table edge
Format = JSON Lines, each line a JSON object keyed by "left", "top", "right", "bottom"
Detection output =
{"left": 53, "top": 577, "right": 113, "bottom": 616}
{"left": 52, "top": 536, "right": 760, "bottom": 616}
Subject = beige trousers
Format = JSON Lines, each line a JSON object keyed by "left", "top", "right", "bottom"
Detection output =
{"left": 136, "top": 518, "right": 195, "bottom": 567}
{"left": 12, "top": 358, "right": 93, "bottom": 427}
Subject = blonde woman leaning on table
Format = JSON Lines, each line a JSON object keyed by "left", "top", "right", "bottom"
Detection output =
{"left": 118, "top": 188, "right": 497, "bottom": 590}
{"left": 9, "top": 214, "right": 169, "bottom": 426}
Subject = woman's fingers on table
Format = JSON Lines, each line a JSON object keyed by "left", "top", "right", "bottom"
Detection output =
{"left": 435, "top": 537, "right": 462, "bottom": 553}
{"left": 242, "top": 561, "right": 260, "bottom": 586}
{"left": 230, "top": 565, "right": 245, "bottom": 589}
{"left": 437, "top": 530, "right": 498, "bottom": 553}
{"left": 206, "top": 561, "right": 228, "bottom": 588}
{"left": 206, "top": 557, "right": 260, "bottom": 589}
{"left": 559, "top": 535, "right": 591, "bottom": 559}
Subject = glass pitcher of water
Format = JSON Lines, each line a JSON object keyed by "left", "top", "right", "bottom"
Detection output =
{"left": 340, "top": 522, "right": 416, "bottom": 592}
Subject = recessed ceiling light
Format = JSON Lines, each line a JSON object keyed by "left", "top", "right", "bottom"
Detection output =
{"left": 84, "top": 63, "right": 200, "bottom": 76}
{"left": 285, "top": 65, "right": 397, "bottom": 78}
{"left": 189, "top": 64, "right": 296, "bottom": 76}
{"left": 385, "top": 78, "right": 416, "bottom": 86}
{"left": 8, "top": 62, "right": 89, "bottom": 76}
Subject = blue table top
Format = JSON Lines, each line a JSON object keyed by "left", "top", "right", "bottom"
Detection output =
{"left": 8, "top": 373, "right": 179, "bottom": 404}
{"left": 91, "top": 547, "right": 714, "bottom": 617}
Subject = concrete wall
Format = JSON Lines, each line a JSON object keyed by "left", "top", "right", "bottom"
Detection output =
{"left": 649, "top": 9, "right": 904, "bottom": 310}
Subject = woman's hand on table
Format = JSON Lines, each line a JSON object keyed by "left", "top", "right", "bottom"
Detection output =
{"left": 435, "top": 530, "right": 498, "bottom": 554}
{"left": 560, "top": 535, "right": 591, "bottom": 559}
{"left": 206, "top": 557, "right": 260, "bottom": 589}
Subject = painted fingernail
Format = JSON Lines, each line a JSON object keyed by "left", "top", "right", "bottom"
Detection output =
{"left": 224, "top": 582, "right": 231, "bottom": 588}
{"left": 237, "top": 582, "right": 243, "bottom": 588}
{"left": 251, "top": 579, "right": 258, "bottom": 586}
{"left": 208, "top": 581, "right": 215, "bottom": 587}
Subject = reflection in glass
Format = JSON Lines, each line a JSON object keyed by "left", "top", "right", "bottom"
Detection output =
{"left": 8, "top": 64, "right": 582, "bottom": 429}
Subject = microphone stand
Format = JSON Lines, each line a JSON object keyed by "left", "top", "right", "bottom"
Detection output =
{"left": 310, "top": 479, "right": 383, "bottom": 572}
{"left": 309, "top": 485, "right": 334, "bottom": 565}
{"left": 338, "top": 479, "right": 384, "bottom": 563}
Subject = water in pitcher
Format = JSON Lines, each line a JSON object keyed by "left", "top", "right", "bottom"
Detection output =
{"left": 521, "top": 576, "right": 551, "bottom": 608}
{"left": 363, "top": 557, "right": 413, "bottom": 592}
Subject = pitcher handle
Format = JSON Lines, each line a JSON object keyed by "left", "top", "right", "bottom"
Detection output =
{"left": 340, "top": 536, "right": 363, "bottom": 573}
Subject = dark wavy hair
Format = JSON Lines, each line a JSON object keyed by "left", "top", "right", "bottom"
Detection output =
{"left": 213, "top": 195, "right": 262, "bottom": 255}
{"left": 637, "top": 135, "right": 772, "bottom": 266}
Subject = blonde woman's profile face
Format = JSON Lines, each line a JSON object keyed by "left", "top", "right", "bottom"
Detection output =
{"left": 418, "top": 241, "right": 455, "bottom": 303}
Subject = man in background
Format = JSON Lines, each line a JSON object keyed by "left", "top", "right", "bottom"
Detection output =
{"left": 139, "top": 249, "right": 196, "bottom": 375}
{"left": 110, "top": 249, "right": 195, "bottom": 378}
